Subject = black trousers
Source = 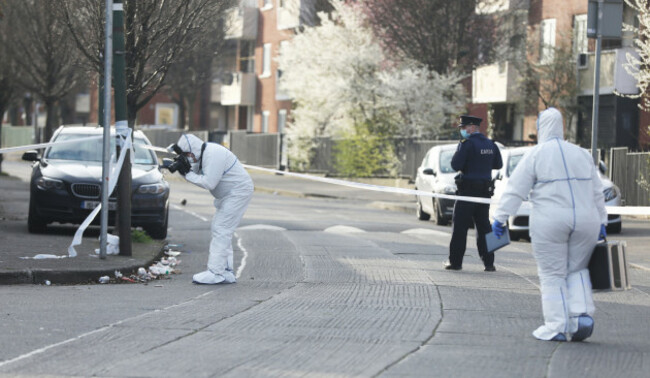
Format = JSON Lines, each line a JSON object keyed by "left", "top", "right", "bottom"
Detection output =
{"left": 448, "top": 192, "right": 494, "bottom": 268}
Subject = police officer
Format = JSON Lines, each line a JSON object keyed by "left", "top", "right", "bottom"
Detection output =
{"left": 444, "top": 115, "right": 503, "bottom": 271}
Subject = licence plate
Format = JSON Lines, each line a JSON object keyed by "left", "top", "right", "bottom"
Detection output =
{"left": 82, "top": 201, "right": 116, "bottom": 210}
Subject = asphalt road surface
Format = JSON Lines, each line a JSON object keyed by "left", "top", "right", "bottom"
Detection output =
{"left": 1, "top": 159, "right": 649, "bottom": 377}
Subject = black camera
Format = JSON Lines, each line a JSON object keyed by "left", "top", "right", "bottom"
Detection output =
{"left": 162, "top": 144, "right": 191, "bottom": 175}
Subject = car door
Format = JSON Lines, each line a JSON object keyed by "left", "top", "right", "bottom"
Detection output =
{"left": 415, "top": 148, "right": 437, "bottom": 215}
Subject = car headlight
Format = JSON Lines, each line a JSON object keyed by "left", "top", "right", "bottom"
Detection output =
{"left": 36, "top": 177, "right": 64, "bottom": 190}
{"left": 443, "top": 185, "right": 456, "bottom": 194}
{"left": 603, "top": 186, "right": 618, "bottom": 202}
{"left": 137, "top": 183, "right": 168, "bottom": 194}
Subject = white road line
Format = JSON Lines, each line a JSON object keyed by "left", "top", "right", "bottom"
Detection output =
{"left": 170, "top": 204, "right": 209, "bottom": 222}
{"left": 0, "top": 291, "right": 215, "bottom": 369}
{"left": 324, "top": 225, "right": 366, "bottom": 234}
{"left": 170, "top": 203, "right": 250, "bottom": 280}
{"left": 234, "top": 232, "right": 247, "bottom": 279}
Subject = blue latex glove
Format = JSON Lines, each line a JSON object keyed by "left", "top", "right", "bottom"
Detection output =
{"left": 492, "top": 220, "right": 505, "bottom": 239}
{"left": 599, "top": 224, "right": 607, "bottom": 241}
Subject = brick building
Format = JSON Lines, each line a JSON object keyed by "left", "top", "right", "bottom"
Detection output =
{"left": 472, "top": 0, "right": 646, "bottom": 150}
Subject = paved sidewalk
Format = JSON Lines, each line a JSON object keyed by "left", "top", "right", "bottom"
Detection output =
{"left": 0, "top": 165, "right": 416, "bottom": 285}
{"left": 0, "top": 175, "right": 166, "bottom": 284}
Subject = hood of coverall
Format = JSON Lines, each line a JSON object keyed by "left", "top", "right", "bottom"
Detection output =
{"left": 177, "top": 134, "right": 204, "bottom": 161}
{"left": 536, "top": 107, "right": 564, "bottom": 143}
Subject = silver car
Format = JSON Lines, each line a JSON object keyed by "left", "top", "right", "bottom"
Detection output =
{"left": 490, "top": 146, "right": 622, "bottom": 240}
{"left": 414, "top": 144, "right": 458, "bottom": 225}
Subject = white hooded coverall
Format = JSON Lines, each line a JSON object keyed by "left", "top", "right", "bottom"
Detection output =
{"left": 178, "top": 134, "right": 254, "bottom": 283}
{"left": 493, "top": 108, "right": 607, "bottom": 340}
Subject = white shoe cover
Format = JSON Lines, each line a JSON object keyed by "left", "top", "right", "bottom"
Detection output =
{"left": 567, "top": 269, "right": 595, "bottom": 333}
{"left": 192, "top": 270, "right": 232, "bottom": 285}
{"left": 532, "top": 285, "right": 569, "bottom": 340}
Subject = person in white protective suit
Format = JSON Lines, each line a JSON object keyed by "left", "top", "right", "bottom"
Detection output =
{"left": 176, "top": 134, "right": 254, "bottom": 284}
{"left": 491, "top": 108, "right": 607, "bottom": 342}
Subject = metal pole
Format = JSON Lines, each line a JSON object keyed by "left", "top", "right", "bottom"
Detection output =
{"left": 100, "top": 0, "right": 114, "bottom": 259}
{"left": 113, "top": 0, "right": 131, "bottom": 256}
{"left": 590, "top": 0, "right": 603, "bottom": 165}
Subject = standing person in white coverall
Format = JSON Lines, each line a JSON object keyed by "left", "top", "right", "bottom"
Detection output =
{"left": 491, "top": 108, "right": 607, "bottom": 342}
{"left": 176, "top": 134, "right": 254, "bottom": 284}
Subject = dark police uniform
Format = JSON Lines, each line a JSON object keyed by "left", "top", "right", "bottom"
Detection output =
{"left": 446, "top": 116, "right": 503, "bottom": 271}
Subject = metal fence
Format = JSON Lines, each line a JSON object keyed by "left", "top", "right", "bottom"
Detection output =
{"left": 229, "top": 130, "right": 280, "bottom": 168}
{"left": 610, "top": 147, "right": 650, "bottom": 206}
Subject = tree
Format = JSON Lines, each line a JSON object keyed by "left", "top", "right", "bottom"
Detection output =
{"left": 164, "top": 18, "right": 227, "bottom": 130}
{"left": 0, "top": 0, "right": 17, "bottom": 174}
{"left": 517, "top": 40, "right": 581, "bottom": 142}
{"left": 277, "top": 1, "right": 466, "bottom": 172}
{"left": 3, "top": 0, "right": 86, "bottom": 142}
{"left": 360, "top": 0, "right": 497, "bottom": 74}
{"left": 58, "top": 0, "right": 235, "bottom": 127}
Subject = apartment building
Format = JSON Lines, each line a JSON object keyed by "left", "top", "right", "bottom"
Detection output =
{"left": 472, "top": 0, "right": 645, "bottom": 149}
{"left": 209, "top": 0, "right": 323, "bottom": 135}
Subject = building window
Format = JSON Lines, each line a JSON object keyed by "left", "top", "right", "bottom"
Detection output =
{"left": 540, "top": 18, "right": 556, "bottom": 64}
{"left": 262, "top": 111, "right": 270, "bottom": 133}
{"left": 262, "top": 0, "right": 272, "bottom": 10}
{"left": 278, "top": 109, "right": 287, "bottom": 133}
{"left": 574, "top": 14, "right": 588, "bottom": 55}
{"left": 261, "top": 43, "right": 272, "bottom": 77}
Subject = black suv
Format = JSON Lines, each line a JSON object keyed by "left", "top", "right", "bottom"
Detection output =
{"left": 22, "top": 126, "right": 169, "bottom": 239}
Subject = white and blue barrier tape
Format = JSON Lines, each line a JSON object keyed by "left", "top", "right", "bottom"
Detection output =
{"left": 2, "top": 135, "right": 650, "bottom": 260}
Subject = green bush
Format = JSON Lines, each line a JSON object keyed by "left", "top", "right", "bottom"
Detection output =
{"left": 334, "top": 123, "right": 398, "bottom": 177}
{"left": 131, "top": 229, "right": 153, "bottom": 243}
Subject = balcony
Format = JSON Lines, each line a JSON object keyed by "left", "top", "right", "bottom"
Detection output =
{"left": 220, "top": 72, "right": 256, "bottom": 106}
{"left": 578, "top": 47, "right": 639, "bottom": 96}
{"left": 225, "top": 6, "right": 258, "bottom": 40}
{"left": 472, "top": 61, "right": 520, "bottom": 104}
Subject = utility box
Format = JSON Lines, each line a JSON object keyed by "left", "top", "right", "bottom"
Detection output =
{"left": 587, "top": 0, "right": 623, "bottom": 39}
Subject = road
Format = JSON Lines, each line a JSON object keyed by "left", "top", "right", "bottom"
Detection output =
{"left": 1, "top": 159, "right": 649, "bottom": 377}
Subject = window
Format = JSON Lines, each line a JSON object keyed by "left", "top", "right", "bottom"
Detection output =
{"left": 539, "top": 19, "right": 556, "bottom": 64}
{"left": 573, "top": 14, "right": 588, "bottom": 55}
{"left": 262, "top": 111, "right": 270, "bottom": 133}
{"left": 278, "top": 109, "right": 287, "bottom": 133}
{"left": 261, "top": 43, "right": 271, "bottom": 77}
{"left": 262, "top": 0, "right": 272, "bottom": 10}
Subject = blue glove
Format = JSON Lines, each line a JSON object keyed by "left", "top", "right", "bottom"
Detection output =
{"left": 492, "top": 220, "right": 505, "bottom": 239}
{"left": 599, "top": 224, "right": 607, "bottom": 241}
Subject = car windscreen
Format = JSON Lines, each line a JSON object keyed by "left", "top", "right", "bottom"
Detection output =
{"left": 46, "top": 134, "right": 156, "bottom": 165}
{"left": 507, "top": 153, "right": 524, "bottom": 177}
{"left": 439, "top": 150, "right": 455, "bottom": 174}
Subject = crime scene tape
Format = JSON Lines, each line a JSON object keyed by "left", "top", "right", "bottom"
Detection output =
{"left": 241, "top": 164, "right": 650, "bottom": 216}
{"left": 68, "top": 130, "right": 133, "bottom": 257}
{"left": 0, "top": 135, "right": 103, "bottom": 154}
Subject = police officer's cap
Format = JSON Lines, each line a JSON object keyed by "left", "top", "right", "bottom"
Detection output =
{"left": 457, "top": 115, "right": 482, "bottom": 127}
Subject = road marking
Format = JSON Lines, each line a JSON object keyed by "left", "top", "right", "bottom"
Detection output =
{"left": 401, "top": 228, "right": 449, "bottom": 238}
{"left": 238, "top": 224, "right": 287, "bottom": 231}
{"left": 324, "top": 225, "right": 366, "bottom": 234}
{"left": 0, "top": 290, "right": 215, "bottom": 369}
{"left": 171, "top": 204, "right": 209, "bottom": 222}
{"left": 234, "top": 232, "right": 247, "bottom": 279}
{"left": 630, "top": 262, "right": 650, "bottom": 272}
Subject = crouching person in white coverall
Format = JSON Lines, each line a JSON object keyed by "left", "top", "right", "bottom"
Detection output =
{"left": 491, "top": 108, "right": 607, "bottom": 342}
{"left": 176, "top": 134, "right": 254, "bottom": 284}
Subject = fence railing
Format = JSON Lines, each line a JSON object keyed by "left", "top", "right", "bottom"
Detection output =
{"left": 610, "top": 147, "right": 650, "bottom": 207}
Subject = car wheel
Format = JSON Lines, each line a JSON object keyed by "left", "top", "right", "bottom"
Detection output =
{"left": 416, "top": 195, "right": 430, "bottom": 221}
{"left": 607, "top": 221, "right": 622, "bottom": 234}
{"left": 27, "top": 199, "right": 47, "bottom": 233}
{"left": 145, "top": 210, "right": 168, "bottom": 240}
{"left": 433, "top": 199, "right": 449, "bottom": 225}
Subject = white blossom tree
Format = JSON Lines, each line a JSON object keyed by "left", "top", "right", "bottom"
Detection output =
{"left": 277, "top": 0, "right": 466, "bottom": 169}
{"left": 622, "top": 0, "right": 650, "bottom": 109}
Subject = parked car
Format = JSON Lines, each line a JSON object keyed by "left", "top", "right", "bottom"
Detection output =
{"left": 490, "top": 146, "right": 622, "bottom": 240}
{"left": 414, "top": 144, "right": 459, "bottom": 225}
{"left": 22, "top": 126, "right": 170, "bottom": 239}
